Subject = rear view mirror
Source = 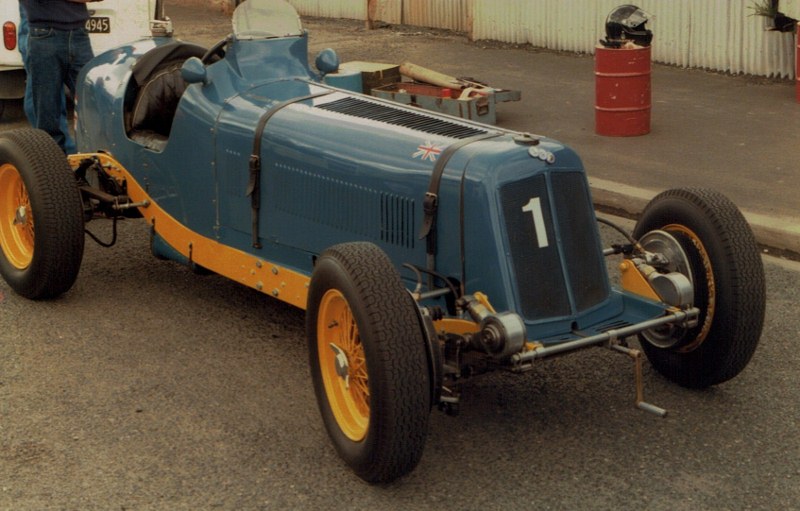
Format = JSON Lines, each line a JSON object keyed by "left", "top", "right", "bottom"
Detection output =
{"left": 181, "top": 57, "right": 208, "bottom": 85}
{"left": 314, "top": 48, "right": 340, "bottom": 76}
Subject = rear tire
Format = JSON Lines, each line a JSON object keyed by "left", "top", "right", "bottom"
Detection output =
{"left": 307, "top": 242, "right": 430, "bottom": 483}
{"left": 0, "top": 129, "right": 84, "bottom": 299}
{"left": 633, "top": 188, "right": 765, "bottom": 388}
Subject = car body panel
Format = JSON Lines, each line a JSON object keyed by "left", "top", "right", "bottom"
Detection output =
{"left": 75, "top": 0, "right": 671, "bottom": 346}
{"left": 0, "top": 0, "right": 763, "bottom": 484}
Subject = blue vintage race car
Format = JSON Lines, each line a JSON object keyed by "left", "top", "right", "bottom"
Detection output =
{"left": 0, "top": 0, "right": 765, "bottom": 483}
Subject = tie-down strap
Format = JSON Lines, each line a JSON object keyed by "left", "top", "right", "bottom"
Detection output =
{"left": 417, "top": 132, "right": 503, "bottom": 257}
{"left": 247, "top": 90, "right": 334, "bottom": 248}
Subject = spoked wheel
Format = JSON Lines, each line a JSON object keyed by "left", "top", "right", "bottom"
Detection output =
{"left": 0, "top": 163, "right": 35, "bottom": 269}
{"left": 0, "top": 129, "right": 84, "bottom": 299}
{"left": 307, "top": 242, "right": 430, "bottom": 483}
{"left": 317, "top": 288, "right": 371, "bottom": 441}
{"left": 633, "top": 188, "right": 765, "bottom": 388}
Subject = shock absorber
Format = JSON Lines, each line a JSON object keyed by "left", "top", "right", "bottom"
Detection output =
{"left": 460, "top": 295, "right": 527, "bottom": 359}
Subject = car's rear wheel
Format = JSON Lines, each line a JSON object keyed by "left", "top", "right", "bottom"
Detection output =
{"left": 633, "top": 188, "right": 765, "bottom": 388}
{"left": 307, "top": 242, "right": 430, "bottom": 483}
{"left": 0, "top": 129, "right": 84, "bottom": 299}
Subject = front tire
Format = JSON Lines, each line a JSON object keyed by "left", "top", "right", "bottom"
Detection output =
{"left": 633, "top": 188, "right": 765, "bottom": 388}
{"left": 0, "top": 129, "right": 84, "bottom": 299}
{"left": 307, "top": 242, "right": 430, "bottom": 483}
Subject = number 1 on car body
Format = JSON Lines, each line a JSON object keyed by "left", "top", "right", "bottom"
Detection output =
{"left": 522, "top": 197, "right": 549, "bottom": 249}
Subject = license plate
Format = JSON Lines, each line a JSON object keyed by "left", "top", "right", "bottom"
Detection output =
{"left": 85, "top": 17, "right": 110, "bottom": 34}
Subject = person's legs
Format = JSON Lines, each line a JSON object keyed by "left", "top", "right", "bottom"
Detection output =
{"left": 21, "top": 5, "right": 78, "bottom": 152}
{"left": 61, "top": 108, "right": 75, "bottom": 154}
{"left": 63, "top": 28, "right": 94, "bottom": 154}
{"left": 66, "top": 28, "right": 93, "bottom": 91}
{"left": 18, "top": 4, "right": 36, "bottom": 125}
{"left": 28, "top": 27, "right": 69, "bottom": 151}
{"left": 17, "top": 5, "right": 27, "bottom": 60}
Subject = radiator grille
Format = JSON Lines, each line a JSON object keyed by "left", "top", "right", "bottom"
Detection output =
{"left": 550, "top": 172, "right": 609, "bottom": 312}
{"left": 501, "top": 173, "right": 570, "bottom": 318}
{"left": 500, "top": 171, "right": 609, "bottom": 320}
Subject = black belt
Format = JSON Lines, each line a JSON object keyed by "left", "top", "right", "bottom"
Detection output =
{"left": 247, "top": 90, "right": 334, "bottom": 248}
{"left": 417, "top": 132, "right": 503, "bottom": 258}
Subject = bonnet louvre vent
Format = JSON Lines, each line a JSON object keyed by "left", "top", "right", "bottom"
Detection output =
{"left": 316, "top": 97, "right": 488, "bottom": 139}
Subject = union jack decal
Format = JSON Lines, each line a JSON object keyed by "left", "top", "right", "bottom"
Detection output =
{"left": 413, "top": 141, "right": 443, "bottom": 162}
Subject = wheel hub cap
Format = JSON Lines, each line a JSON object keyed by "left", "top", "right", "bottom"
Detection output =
{"left": 14, "top": 205, "right": 28, "bottom": 226}
{"left": 330, "top": 342, "right": 351, "bottom": 389}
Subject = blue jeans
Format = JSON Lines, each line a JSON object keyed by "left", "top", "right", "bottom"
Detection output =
{"left": 18, "top": 5, "right": 74, "bottom": 153}
{"left": 26, "top": 24, "right": 92, "bottom": 153}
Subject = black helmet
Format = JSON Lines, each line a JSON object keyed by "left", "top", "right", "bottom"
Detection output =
{"left": 604, "top": 5, "right": 653, "bottom": 47}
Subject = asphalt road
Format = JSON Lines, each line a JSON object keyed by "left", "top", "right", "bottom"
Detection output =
{"left": 1, "top": 217, "right": 798, "bottom": 510}
{"left": 1, "top": 4, "right": 799, "bottom": 510}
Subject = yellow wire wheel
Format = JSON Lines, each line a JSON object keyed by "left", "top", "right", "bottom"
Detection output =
{"left": 307, "top": 242, "right": 431, "bottom": 484}
{"left": 317, "top": 288, "right": 370, "bottom": 442}
{"left": 0, "top": 163, "right": 35, "bottom": 269}
{"left": 632, "top": 188, "right": 765, "bottom": 388}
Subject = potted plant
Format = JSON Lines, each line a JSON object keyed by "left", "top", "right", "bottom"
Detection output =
{"left": 749, "top": 0, "right": 798, "bottom": 32}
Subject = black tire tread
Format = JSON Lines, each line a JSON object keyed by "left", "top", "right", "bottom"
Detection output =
{"left": 634, "top": 188, "right": 765, "bottom": 387}
{"left": 307, "top": 242, "right": 429, "bottom": 483}
{"left": 0, "top": 129, "right": 84, "bottom": 298}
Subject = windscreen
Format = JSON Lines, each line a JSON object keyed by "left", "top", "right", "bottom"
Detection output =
{"left": 232, "top": 0, "right": 303, "bottom": 39}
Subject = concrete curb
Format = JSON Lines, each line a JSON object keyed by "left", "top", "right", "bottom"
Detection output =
{"left": 589, "top": 177, "right": 800, "bottom": 258}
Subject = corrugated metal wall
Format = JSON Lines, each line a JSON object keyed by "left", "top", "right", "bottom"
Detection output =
{"left": 286, "top": 0, "right": 366, "bottom": 20}
{"left": 403, "top": 0, "right": 471, "bottom": 32}
{"left": 471, "top": 0, "right": 797, "bottom": 78}
{"left": 784, "top": 0, "right": 800, "bottom": 18}
{"left": 286, "top": 0, "right": 797, "bottom": 78}
{"left": 284, "top": 0, "right": 469, "bottom": 30}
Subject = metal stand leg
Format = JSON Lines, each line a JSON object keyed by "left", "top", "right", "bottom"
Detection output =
{"left": 610, "top": 343, "right": 668, "bottom": 418}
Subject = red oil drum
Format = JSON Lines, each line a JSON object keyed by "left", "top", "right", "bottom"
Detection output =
{"left": 595, "top": 45, "right": 651, "bottom": 136}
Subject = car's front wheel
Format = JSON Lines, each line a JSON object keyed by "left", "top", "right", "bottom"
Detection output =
{"left": 633, "top": 188, "right": 765, "bottom": 388}
{"left": 306, "top": 242, "right": 430, "bottom": 483}
{"left": 0, "top": 129, "right": 84, "bottom": 299}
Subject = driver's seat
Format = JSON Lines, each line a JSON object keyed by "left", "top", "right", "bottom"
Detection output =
{"left": 126, "top": 42, "right": 208, "bottom": 151}
{"left": 130, "top": 62, "right": 186, "bottom": 138}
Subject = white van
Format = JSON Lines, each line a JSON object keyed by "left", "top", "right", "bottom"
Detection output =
{"left": 0, "top": 0, "right": 171, "bottom": 100}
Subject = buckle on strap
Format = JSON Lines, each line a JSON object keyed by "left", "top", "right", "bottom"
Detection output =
{"left": 418, "top": 192, "right": 438, "bottom": 239}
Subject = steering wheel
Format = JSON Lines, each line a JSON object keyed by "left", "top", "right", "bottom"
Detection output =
{"left": 201, "top": 36, "right": 230, "bottom": 64}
